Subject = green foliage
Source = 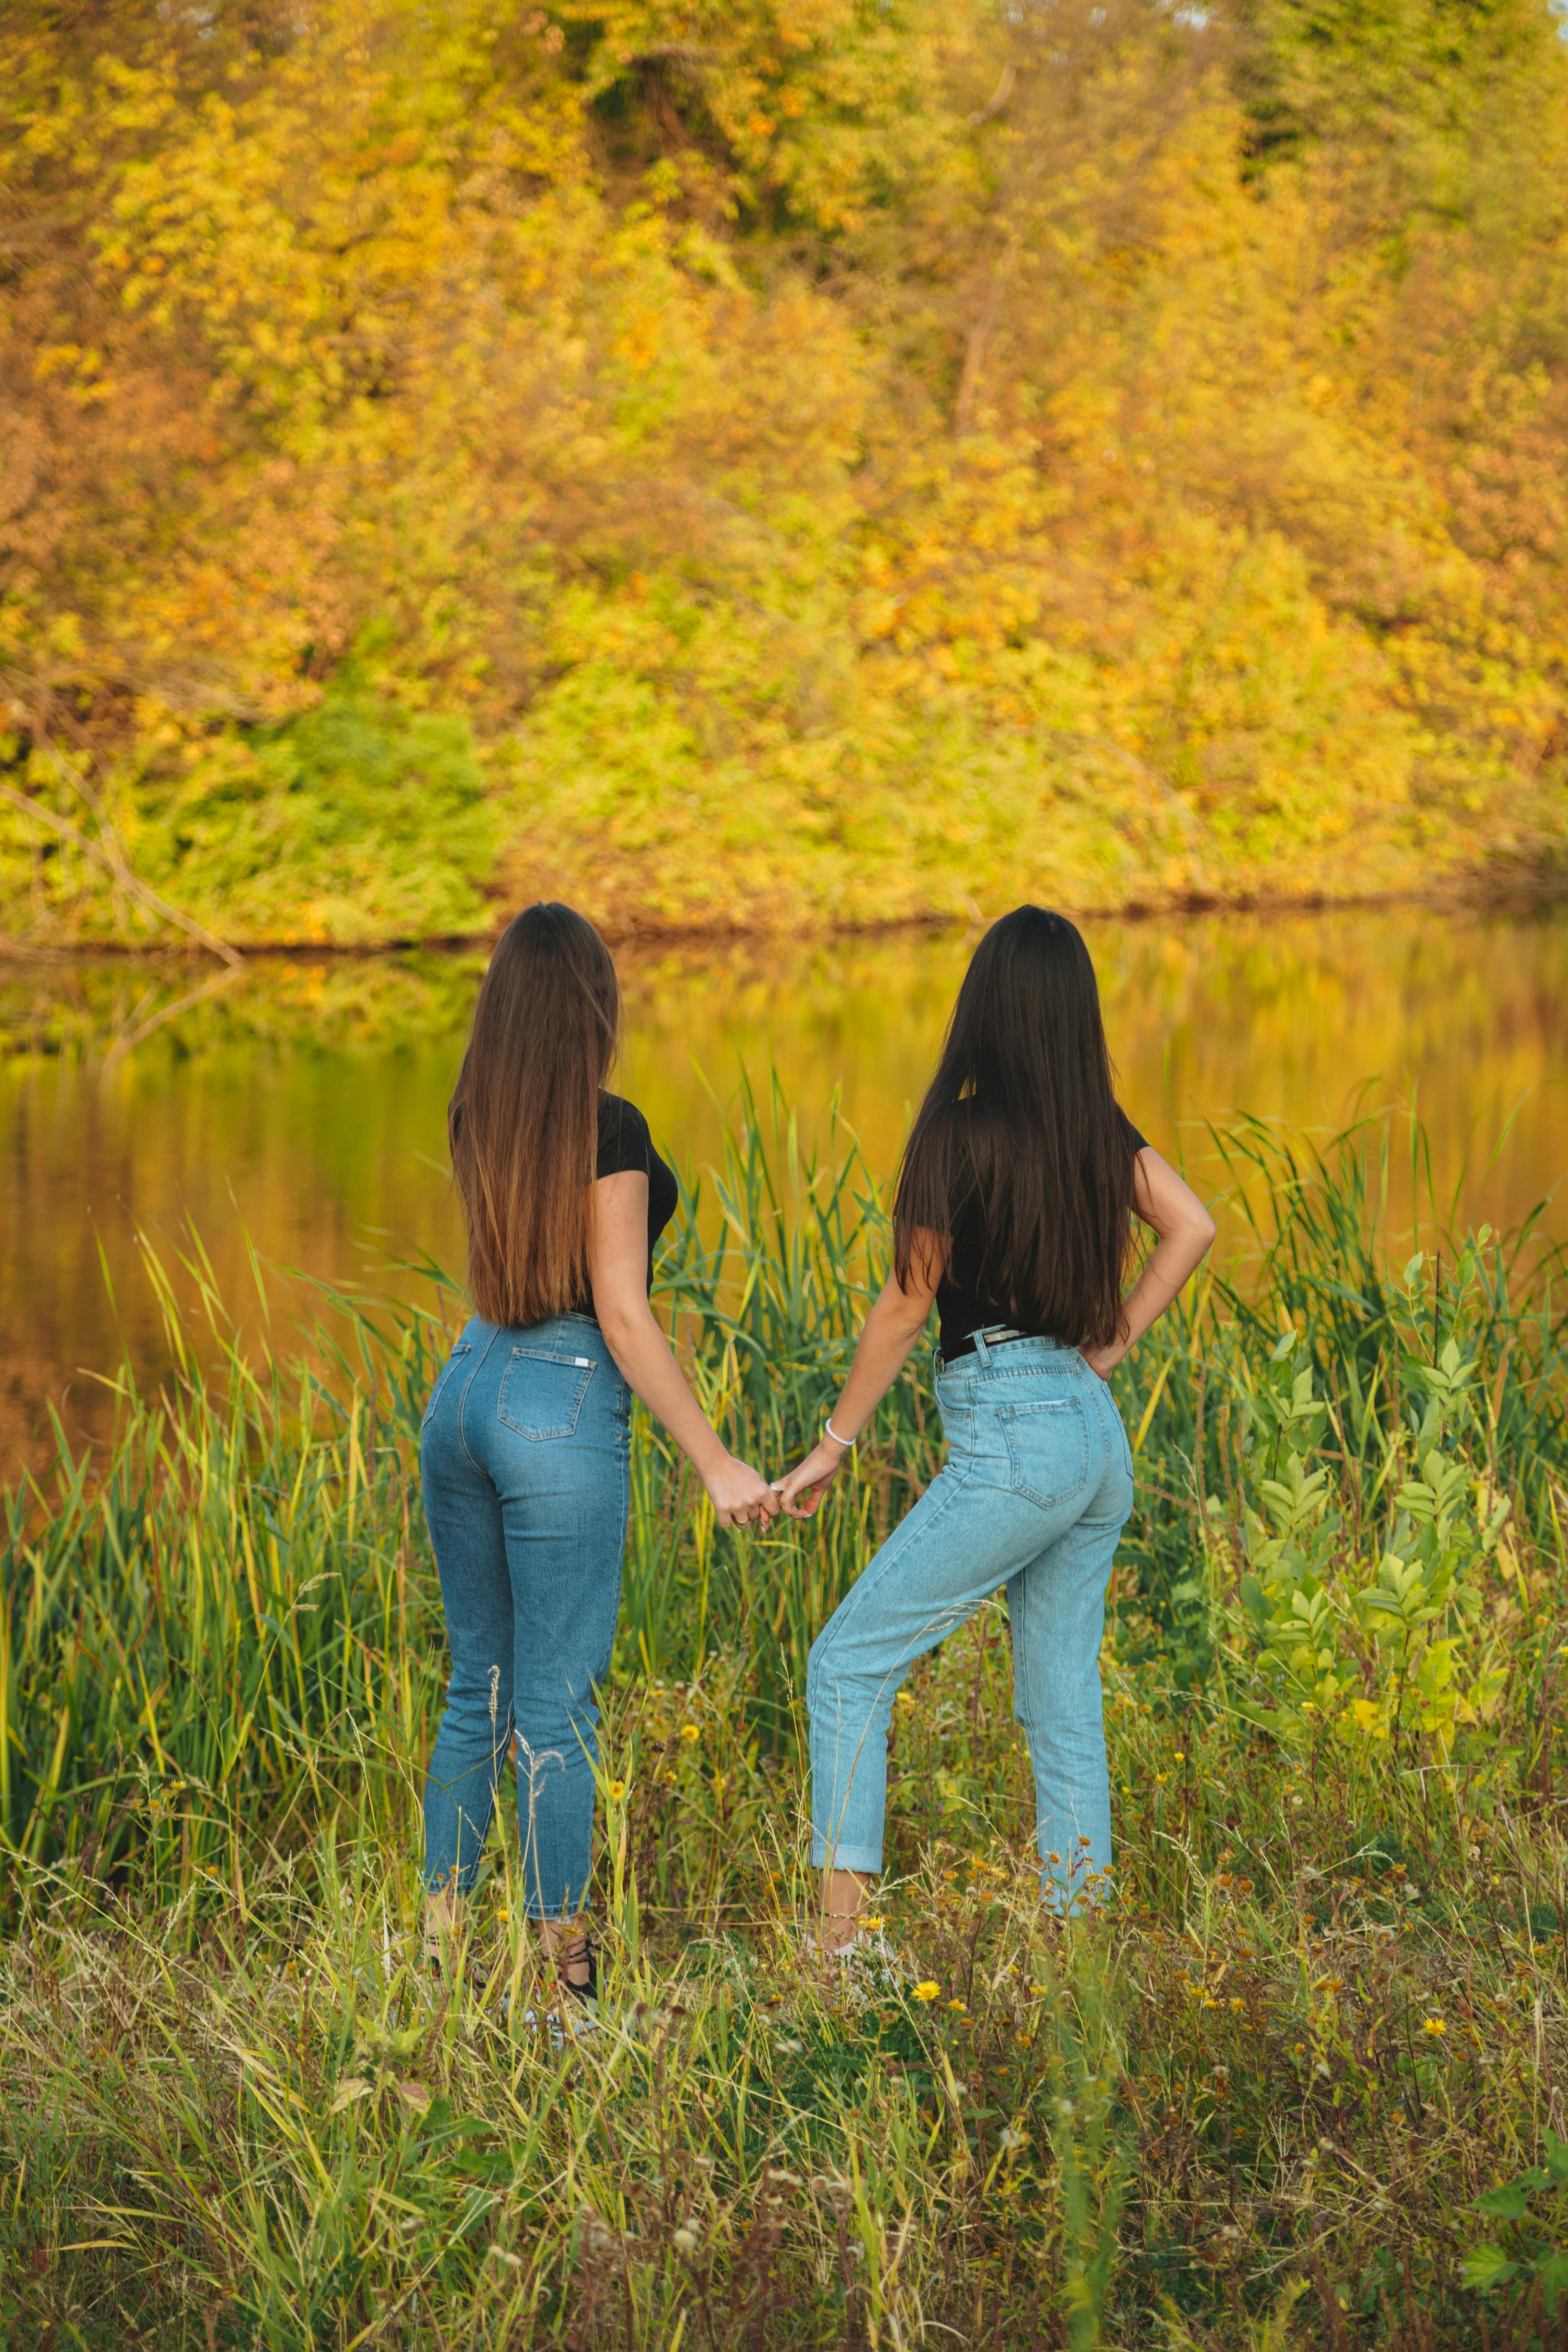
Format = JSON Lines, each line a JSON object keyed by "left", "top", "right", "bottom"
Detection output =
{"left": 7, "top": 1093, "right": 1568, "bottom": 2344}
{"left": 1223, "top": 1254, "right": 1516, "bottom": 1758}
{"left": 0, "top": 1238, "right": 441, "bottom": 1880}
{"left": 2, "top": 0, "right": 1566, "bottom": 943}
{"left": 1463, "top": 2128, "right": 1568, "bottom": 2303}
{"left": 129, "top": 692, "right": 496, "bottom": 944}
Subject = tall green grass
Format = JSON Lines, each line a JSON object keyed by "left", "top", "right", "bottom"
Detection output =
{"left": 5, "top": 1089, "right": 1568, "bottom": 2349}
{"left": 0, "top": 1237, "right": 439, "bottom": 1893}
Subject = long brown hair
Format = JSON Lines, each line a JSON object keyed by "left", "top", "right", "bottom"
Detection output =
{"left": 893, "top": 907, "right": 1139, "bottom": 1349}
{"left": 449, "top": 903, "right": 620, "bottom": 1327}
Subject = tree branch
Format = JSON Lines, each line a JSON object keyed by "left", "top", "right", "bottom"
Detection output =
{"left": 0, "top": 771, "right": 243, "bottom": 965}
{"left": 629, "top": 43, "right": 711, "bottom": 71}
{"left": 968, "top": 61, "right": 1017, "bottom": 128}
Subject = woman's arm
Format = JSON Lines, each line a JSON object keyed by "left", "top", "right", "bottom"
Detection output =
{"left": 1080, "top": 1146, "right": 1216, "bottom": 1379}
{"left": 588, "top": 1171, "right": 780, "bottom": 1530}
{"left": 774, "top": 1236, "right": 943, "bottom": 1519}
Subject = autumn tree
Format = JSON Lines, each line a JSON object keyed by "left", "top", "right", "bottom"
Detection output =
{"left": 0, "top": 0, "right": 1564, "bottom": 942}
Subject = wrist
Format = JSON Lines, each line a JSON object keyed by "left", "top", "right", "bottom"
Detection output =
{"left": 823, "top": 1412, "right": 857, "bottom": 1450}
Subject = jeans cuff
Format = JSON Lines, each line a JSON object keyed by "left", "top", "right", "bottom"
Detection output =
{"left": 809, "top": 1835, "right": 884, "bottom": 1873}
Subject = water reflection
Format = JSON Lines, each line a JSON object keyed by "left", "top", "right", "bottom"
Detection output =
{"left": 2, "top": 904, "right": 1565, "bottom": 1481}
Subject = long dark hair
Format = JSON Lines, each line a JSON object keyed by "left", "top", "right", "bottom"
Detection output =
{"left": 449, "top": 903, "right": 620, "bottom": 1328}
{"left": 893, "top": 907, "right": 1139, "bottom": 1349}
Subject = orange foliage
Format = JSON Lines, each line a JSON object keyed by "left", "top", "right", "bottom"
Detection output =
{"left": 0, "top": 0, "right": 1565, "bottom": 941}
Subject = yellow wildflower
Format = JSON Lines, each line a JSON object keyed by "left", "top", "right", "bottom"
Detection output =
{"left": 913, "top": 1981, "right": 940, "bottom": 2002}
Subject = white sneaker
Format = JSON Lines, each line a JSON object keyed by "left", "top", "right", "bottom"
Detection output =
{"left": 519, "top": 1998, "right": 600, "bottom": 2046}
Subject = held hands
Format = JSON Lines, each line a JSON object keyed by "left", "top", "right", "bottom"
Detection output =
{"left": 703, "top": 1419, "right": 855, "bottom": 1531}
{"left": 702, "top": 1451, "right": 784, "bottom": 1533}
{"left": 772, "top": 1432, "right": 851, "bottom": 1520}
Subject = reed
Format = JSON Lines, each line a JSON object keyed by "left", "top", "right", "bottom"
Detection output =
{"left": 4, "top": 1089, "right": 1568, "bottom": 2349}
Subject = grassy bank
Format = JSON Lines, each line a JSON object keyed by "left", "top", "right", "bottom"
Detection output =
{"left": 5, "top": 1094, "right": 1568, "bottom": 2347}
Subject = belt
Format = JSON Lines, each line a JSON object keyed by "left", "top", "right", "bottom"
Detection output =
{"left": 939, "top": 1323, "right": 1026, "bottom": 1366}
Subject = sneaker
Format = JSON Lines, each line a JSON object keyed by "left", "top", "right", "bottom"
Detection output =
{"left": 520, "top": 1999, "right": 601, "bottom": 2046}
{"left": 521, "top": 1938, "right": 602, "bottom": 2044}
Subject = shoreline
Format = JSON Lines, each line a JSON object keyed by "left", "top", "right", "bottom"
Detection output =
{"left": 1, "top": 868, "right": 1562, "bottom": 967}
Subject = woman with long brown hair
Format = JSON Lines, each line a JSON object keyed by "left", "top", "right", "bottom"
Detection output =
{"left": 421, "top": 903, "right": 778, "bottom": 2003}
{"left": 776, "top": 907, "right": 1216, "bottom": 1949}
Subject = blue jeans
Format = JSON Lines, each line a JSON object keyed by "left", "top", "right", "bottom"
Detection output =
{"left": 419, "top": 1312, "right": 631, "bottom": 1918}
{"left": 806, "top": 1333, "right": 1134, "bottom": 1908}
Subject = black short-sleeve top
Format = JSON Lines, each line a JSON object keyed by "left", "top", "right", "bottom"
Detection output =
{"left": 588, "top": 1092, "right": 678, "bottom": 1302}
{"left": 934, "top": 1106, "right": 1147, "bottom": 1357}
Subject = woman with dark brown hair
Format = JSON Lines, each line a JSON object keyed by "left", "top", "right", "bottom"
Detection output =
{"left": 775, "top": 907, "right": 1216, "bottom": 1952}
{"left": 421, "top": 903, "right": 778, "bottom": 2005}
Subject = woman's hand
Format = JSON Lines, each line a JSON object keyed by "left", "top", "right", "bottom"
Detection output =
{"left": 590, "top": 1172, "right": 786, "bottom": 1526}
{"left": 775, "top": 1436, "right": 850, "bottom": 1519}
{"left": 1079, "top": 1339, "right": 1124, "bottom": 1381}
{"left": 772, "top": 1247, "right": 942, "bottom": 1520}
{"left": 703, "top": 1452, "right": 783, "bottom": 1532}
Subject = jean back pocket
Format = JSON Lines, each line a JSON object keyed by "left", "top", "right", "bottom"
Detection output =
{"left": 497, "top": 1347, "right": 597, "bottom": 1441}
{"left": 998, "top": 1396, "right": 1090, "bottom": 1510}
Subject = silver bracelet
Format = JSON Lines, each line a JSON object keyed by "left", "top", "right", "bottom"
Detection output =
{"left": 824, "top": 1414, "right": 857, "bottom": 1448}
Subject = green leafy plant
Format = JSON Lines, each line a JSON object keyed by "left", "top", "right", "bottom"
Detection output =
{"left": 1463, "top": 2130, "right": 1568, "bottom": 2304}
{"left": 4, "top": 1101, "right": 1568, "bottom": 2346}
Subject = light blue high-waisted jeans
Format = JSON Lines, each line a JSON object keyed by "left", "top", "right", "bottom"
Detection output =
{"left": 807, "top": 1332, "right": 1134, "bottom": 1909}
{"left": 419, "top": 1311, "right": 631, "bottom": 1918}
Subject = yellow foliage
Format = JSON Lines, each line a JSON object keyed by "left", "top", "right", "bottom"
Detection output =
{"left": 0, "top": 0, "right": 1565, "bottom": 941}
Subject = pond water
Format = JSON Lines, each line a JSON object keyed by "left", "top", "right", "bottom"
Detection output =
{"left": 3, "top": 902, "right": 1566, "bottom": 1482}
